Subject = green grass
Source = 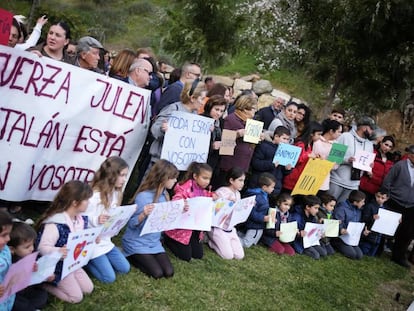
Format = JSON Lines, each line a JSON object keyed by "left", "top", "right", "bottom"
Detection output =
{"left": 41, "top": 241, "right": 414, "bottom": 311}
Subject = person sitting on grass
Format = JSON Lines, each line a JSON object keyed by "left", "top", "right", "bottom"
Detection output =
{"left": 316, "top": 193, "right": 337, "bottom": 255}
{"left": 332, "top": 190, "right": 366, "bottom": 260}
{"left": 238, "top": 173, "right": 276, "bottom": 248}
{"left": 290, "top": 195, "right": 328, "bottom": 260}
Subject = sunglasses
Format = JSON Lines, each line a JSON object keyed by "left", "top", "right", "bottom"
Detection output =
{"left": 189, "top": 78, "right": 200, "bottom": 96}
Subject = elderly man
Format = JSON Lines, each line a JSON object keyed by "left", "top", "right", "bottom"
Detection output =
{"left": 154, "top": 62, "right": 201, "bottom": 115}
{"left": 382, "top": 145, "right": 414, "bottom": 268}
{"left": 328, "top": 116, "right": 375, "bottom": 203}
{"left": 254, "top": 96, "right": 286, "bottom": 130}
{"left": 76, "top": 36, "right": 104, "bottom": 72}
{"left": 127, "top": 58, "right": 153, "bottom": 88}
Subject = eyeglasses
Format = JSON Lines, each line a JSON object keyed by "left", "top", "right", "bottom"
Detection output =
{"left": 189, "top": 71, "right": 201, "bottom": 78}
{"left": 138, "top": 67, "right": 152, "bottom": 75}
{"left": 189, "top": 78, "right": 200, "bottom": 96}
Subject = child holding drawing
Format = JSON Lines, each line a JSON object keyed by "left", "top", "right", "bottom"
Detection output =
{"left": 316, "top": 193, "right": 337, "bottom": 255}
{"left": 332, "top": 190, "right": 366, "bottom": 260}
{"left": 207, "top": 167, "right": 246, "bottom": 260}
{"left": 35, "top": 180, "right": 94, "bottom": 304}
{"left": 122, "top": 159, "right": 178, "bottom": 278}
{"left": 164, "top": 162, "right": 217, "bottom": 261}
{"left": 290, "top": 195, "right": 328, "bottom": 259}
{"left": 262, "top": 193, "right": 295, "bottom": 256}
{"left": 238, "top": 173, "right": 276, "bottom": 248}
{"left": 8, "top": 222, "right": 50, "bottom": 311}
{"left": 0, "top": 210, "right": 14, "bottom": 311}
{"left": 83, "top": 156, "right": 130, "bottom": 283}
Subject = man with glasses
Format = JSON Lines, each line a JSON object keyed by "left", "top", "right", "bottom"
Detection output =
{"left": 127, "top": 58, "right": 153, "bottom": 88}
{"left": 154, "top": 62, "right": 201, "bottom": 115}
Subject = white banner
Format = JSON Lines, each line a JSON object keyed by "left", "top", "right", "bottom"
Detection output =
{"left": 0, "top": 46, "right": 151, "bottom": 201}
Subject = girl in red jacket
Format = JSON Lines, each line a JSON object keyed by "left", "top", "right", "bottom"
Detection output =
{"left": 164, "top": 162, "right": 217, "bottom": 261}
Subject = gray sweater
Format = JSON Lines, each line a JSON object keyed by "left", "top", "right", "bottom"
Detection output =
{"left": 382, "top": 159, "right": 414, "bottom": 208}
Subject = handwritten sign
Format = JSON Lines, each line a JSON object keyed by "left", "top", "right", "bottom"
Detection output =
{"left": 219, "top": 129, "right": 237, "bottom": 155}
{"left": 61, "top": 227, "right": 102, "bottom": 279}
{"left": 272, "top": 143, "right": 302, "bottom": 167}
{"left": 327, "top": 143, "right": 348, "bottom": 164}
{"left": 353, "top": 150, "right": 375, "bottom": 172}
{"left": 0, "top": 46, "right": 151, "bottom": 201}
{"left": 243, "top": 119, "right": 263, "bottom": 144}
{"left": 0, "top": 9, "right": 13, "bottom": 46}
{"left": 323, "top": 219, "right": 339, "bottom": 237}
{"left": 225, "top": 196, "right": 256, "bottom": 229}
{"left": 371, "top": 208, "right": 401, "bottom": 236}
{"left": 0, "top": 252, "right": 38, "bottom": 303}
{"left": 291, "top": 159, "right": 335, "bottom": 195}
{"left": 99, "top": 204, "right": 137, "bottom": 238}
{"left": 30, "top": 251, "right": 61, "bottom": 286}
{"left": 279, "top": 221, "right": 298, "bottom": 243}
{"left": 160, "top": 111, "right": 213, "bottom": 170}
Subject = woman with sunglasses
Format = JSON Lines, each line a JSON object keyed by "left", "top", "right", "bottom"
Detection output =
{"left": 359, "top": 136, "right": 395, "bottom": 203}
{"left": 149, "top": 79, "right": 206, "bottom": 167}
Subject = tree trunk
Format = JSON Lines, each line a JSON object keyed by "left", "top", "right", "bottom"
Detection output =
{"left": 28, "top": 0, "right": 41, "bottom": 28}
{"left": 322, "top": 70, "right": 343, "bottom": 117}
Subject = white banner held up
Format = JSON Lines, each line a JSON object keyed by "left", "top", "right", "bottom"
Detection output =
{"left": 0, "top": 46, "right": 151, "bottom": 201}
{"left": 160, "top": 111, "right": 213, "bottom": 170}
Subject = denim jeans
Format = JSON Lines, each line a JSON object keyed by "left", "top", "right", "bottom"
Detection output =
{"left": 86, "top": 246, "right": 130, "bottom": 283}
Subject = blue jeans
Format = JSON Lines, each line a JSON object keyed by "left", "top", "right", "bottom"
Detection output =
{"left": 86, "top": 246, "right": 130, "bottom": 283}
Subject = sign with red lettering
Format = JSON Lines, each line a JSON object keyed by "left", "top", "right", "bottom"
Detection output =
{"left": 0, "top": 9, "right": 13, "bottom": 46}
{"left": 0, "top": 46, "right": 151, "bottom": 201}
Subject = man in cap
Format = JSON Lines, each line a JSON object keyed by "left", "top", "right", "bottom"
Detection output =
{"left": 76, "top": 36, "right": 104, "bottom": 73}
{"left": 382, "top": 144, "right": 414, "bottom": 268}
{"left": 328, "top": 116, "right": 375, "bottom": 203}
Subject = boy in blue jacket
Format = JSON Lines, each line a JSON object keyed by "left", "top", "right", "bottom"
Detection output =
{"left": 290, "top": 195, "right": 327, "bottom": 259}
{"left": 238, "top": 173, "right": 276, "bottom": 248}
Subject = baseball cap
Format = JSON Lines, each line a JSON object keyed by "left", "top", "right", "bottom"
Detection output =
{"left": 356, "top": 116, "right": 377, "bottom": 130}
{"left": 77, "top": 36, "right": 103, "bottom": 52}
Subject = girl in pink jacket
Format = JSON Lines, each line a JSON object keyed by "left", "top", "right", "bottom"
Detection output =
{"left": 164, "top": 162, "right": 216, "bottom": 261}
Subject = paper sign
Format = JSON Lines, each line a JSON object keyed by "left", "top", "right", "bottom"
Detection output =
{"left": 219, "top": 129, "right": 237, "bottom": 155}
{"left": 30, "top": 251, "right": 61, "bottom": 285}
{"left": 353, "top": 150, "right": 376, "bottom": 172}
{"left": 291, "top": 159, "right": 335, "bottom": 195}
{"left": 279, "top": 221, "right": 298, "bottom": 243}
{"left": 323, "top": 219, "right": 339, "bottom": 237}
{"left": 179, "top": 197, "right": 214, "bottom": 231}
{"left": 227, "top": 196, "right": 256, "bottom": 229}
{"left": 303, "top": 223, "right": 323, "bottom": 248}
{"left": 266, "top": 208, "right": 276, "bottom": 229}
{"left": 327, "top": 143, "right": 348, "bottom": 164}
{"left": 61, "top": 227, "right": 102, "bottom": 279}
{"left": 272, "top": 143, "right": 302, "bottom": 167}
{"left": 100, "top": 204, "right": 137, "bottom": 238}
{"left": 340, "top": 222, "right": 364, "bottom": 246}
{"left": 0, "top": 251, "right": 38, "bottom": 302}
{"left": 0, "top": 9, "right": 13, "bottom": 46}
{"left": 243, "top": 119, "right": 263, "bottom": 144}
{"left": 371, "top": 208, "right": 401, "bottom": 236}
{"left": 161, "top": 111, "right": 213, "bottom": 170}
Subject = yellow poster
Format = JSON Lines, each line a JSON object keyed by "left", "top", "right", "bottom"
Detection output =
{"left": 291, "top": 159, "right": 335, "bottom": 195}
{"left": 243, "top": 119, "right": 263, "bottom": 144}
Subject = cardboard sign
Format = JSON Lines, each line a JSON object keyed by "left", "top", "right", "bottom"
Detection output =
{"left": 219, "top": 129, "right": 237, "bottom": 155}
{"left": 327, "top": 143, "right": 348, "bottom": 164}
{"left": 272, "top": 143, "right": 302, "bottom": 167}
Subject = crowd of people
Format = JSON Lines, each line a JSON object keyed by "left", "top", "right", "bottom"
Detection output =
{"left": 1, "top": 14, "right": 414, "bottom": 310}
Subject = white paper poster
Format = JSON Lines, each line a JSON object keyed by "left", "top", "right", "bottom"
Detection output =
{"left": 303, "top": 223, "right": 323, "bottom": 248}
{"left": 353, "top": 150, "right": 376, "bottom": 172}
{"left": 100, "top": 204, "right": 137, "bottom": 238}
{"left": 371, "top": 208, "right": 401, "bottom": 236}
{"left": 279, "top": 221, "right": 298, "bottom": 243}
{"left": 339, "top": 222, "right": 364, "bottom": 246}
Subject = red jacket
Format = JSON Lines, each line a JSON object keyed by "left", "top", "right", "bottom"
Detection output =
{"left": 359, "top": 150, "right": 394, "bottom": 195}
{"left": 283, "top": 141, "right": 312, "bottom": 191}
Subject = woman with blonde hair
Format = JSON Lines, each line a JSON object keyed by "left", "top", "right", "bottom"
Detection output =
{"left": 109, "top": 49, "right": 138, "bottom": 81}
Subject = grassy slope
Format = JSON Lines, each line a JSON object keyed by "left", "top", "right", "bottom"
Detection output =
{"left": 43, "top": 244, "right": 414, "bottom": 311}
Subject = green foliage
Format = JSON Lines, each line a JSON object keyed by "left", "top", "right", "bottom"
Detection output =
{"left": 159, "top": 1, "right": 243, "bottom": 69}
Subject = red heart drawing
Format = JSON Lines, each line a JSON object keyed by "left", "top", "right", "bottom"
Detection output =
{"left": 73, "top": 241, "right": 87, "bottom": 260}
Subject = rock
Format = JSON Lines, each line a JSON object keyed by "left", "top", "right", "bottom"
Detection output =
{"left": 210, "top": 75, "right": 234, "bottom": 87}
{"left": 271, "top": 89, "right": 291, "bottom": 102}
{"left": 233, "top": 79, "right": 253, "bottom": 97}
{"left": 240, "top": 74, "right": 261, "bottom": 82}
{"left": 253, "top": 79, "right": 273, "bottom": 95}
